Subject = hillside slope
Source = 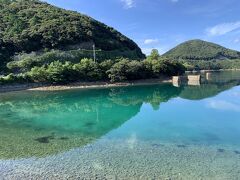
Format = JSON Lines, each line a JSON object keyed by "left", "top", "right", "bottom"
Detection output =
{"left": 164, "top": 39, "right": 240, "bottom": 61}
{"left": 0, "top": 0, "right": 145, "bottom": 68}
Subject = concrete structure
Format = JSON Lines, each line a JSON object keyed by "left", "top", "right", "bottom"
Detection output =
{"left": 172, "top": 75, "right": 201, "bottom": 86}
{"left": 206, "top": 72, "right": 211, "bottom": 80}
{"left": 172, "top": 76, "right": 188, "bottom": 87}
{"left": 188, "top": 75, "right": 201, "bottom": 86}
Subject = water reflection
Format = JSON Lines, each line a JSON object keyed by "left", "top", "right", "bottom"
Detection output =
{"left": 0, "top": 84, "right": 181, "bottom": 159}
{"left": 179, "top": 71, "right": 240, "bottom": 100}
{"left": 0, "top": 71, "right": 239, "bottom": 159}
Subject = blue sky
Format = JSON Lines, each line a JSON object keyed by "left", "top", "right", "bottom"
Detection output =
{"left": 44, "top": 0, "right": 240, "bottom": 55}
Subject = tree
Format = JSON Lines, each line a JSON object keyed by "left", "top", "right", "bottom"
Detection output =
{"left": 107, "top": 59, "right": 129, "bottom": 82}
{"left": 0, "top": 0, "right": 145, "bottom": 71}
{"left": 99, "top": 60, "right": 114, "bottom": 80}
{"left": 73, "top": 58, "right": 102, "bottom": 81}
{"left": 126, "top": 61, "right": 145, "bottom": 80}
{"left": 147, "top": 49, "right": 160, "bottom": 61}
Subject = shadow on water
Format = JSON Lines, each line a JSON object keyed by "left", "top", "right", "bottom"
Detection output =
{"left": 0, "top": 71, "right": 239, "bottom": 159}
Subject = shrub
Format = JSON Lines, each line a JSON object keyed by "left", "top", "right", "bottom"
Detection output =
{"left": 99, "top": 60, "right": 115, "bottom": 80}
{"left": 126, "top": 60, "right": 145, "bottom": 80}
{"left": 28, "top": 61, "right": 76, "bottom": 83}
{"left": 2, "top": 57, "right": 186, "bottom": 84}
{"left": 107, "top": 59, "right": 130, "bottom": 82}
{"left": 107, "top": 59, "right": 151, "bottom": 82}
{"left": 147, "top": 58, "right": 186, "bottom": 77}
{"left": 73, "top": 58, "right": 103, "bottom": 81}
{"left": 0, "top": 73, "right": 30, "bottom": 85}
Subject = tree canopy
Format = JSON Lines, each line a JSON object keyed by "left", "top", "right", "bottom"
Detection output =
{"left": 164, "top": 39, "right": 240, "bottom": 61}
{"left": 0, "top": 0, "right": 145, "bottom": 70}
{"left": 147, "top": 49, "right": 161, "bottom": 61}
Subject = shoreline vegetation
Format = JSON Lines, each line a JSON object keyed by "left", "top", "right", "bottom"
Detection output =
{"left": 1, "top": 1, "right": 240, "bottom": 93}
{"left": 1, "top": 69, "right": 239, "bottom": 93}
{"left": 0, "top": 49, "right": 185, "bottom": 93}
{"left": 0, "top": 78, "right": 171, "bottom": 93}
{"left": 0, "top": 52, "right": 186, "bottom": 88}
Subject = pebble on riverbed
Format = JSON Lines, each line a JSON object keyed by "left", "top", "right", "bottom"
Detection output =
{"left": 1, "top": 140, "right": 240, "bottom": 179}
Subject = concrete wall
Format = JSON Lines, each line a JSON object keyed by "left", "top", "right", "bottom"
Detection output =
{"left": 172, "top": 75, "right": 201, "bottom": 86}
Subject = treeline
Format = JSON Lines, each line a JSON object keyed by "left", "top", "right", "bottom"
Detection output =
{"left": 0, "top": 0, "right": 144, "bottom": 67}
{"left": 164, "top": 40, "right": 240, "bottom": 61}
{"left": 182, "top": 59, "right": 240, "bottom": 71}
{"left": 0, "top": 58, "right": 185, "bottom": 84}
{"left": 6, "top": 49, "right": 143, "bottom": 72}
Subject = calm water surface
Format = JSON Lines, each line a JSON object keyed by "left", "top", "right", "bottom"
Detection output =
{"left": 0, "top": 71, "right": 240, "bottom": 179}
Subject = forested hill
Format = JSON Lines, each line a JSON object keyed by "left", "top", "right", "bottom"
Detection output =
{"left": 163, "top": 39, "right": 240, "bottom": 61}
{"left": 0, "top": 0, "right": 145, "bottom": 66}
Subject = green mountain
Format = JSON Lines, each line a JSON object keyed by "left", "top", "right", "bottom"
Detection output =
{"left": 164, "top": 39, "right": 240, "bottom": 61}
{"left": 0, "top": 0, "right": 145, "bottom": 69}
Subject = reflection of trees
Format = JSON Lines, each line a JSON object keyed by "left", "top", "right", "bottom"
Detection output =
{"left": 108, "top": 84, "right": 182, "bottom": 110}
{"left": 0, "top": 84, "right": 182, "bottom": 135}
{"left": 0, "top": 84, "right": 181, "bottom": 159}
{"left": 204, "top": 71, "right": 240, "bottom": 83}
{"left": 0, "top": 90, "right": 141, "bottom": 135}
{"left": 0, "top": 84, "right": 182, "bottom": 125}
{"left": 180, "top": 72, "right": 240, "bottom": 100}
{"left": 180, "top": 82, "right": 239, "bottom": 100}
{"left": 0, "top": 72, "right": 239, "bottom": 159}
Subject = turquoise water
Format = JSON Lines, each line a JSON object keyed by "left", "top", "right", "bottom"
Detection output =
{"left": 0, "top": 71, "right": 240, "bottom": 179}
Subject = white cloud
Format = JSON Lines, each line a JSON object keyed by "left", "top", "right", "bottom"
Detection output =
{"left": 121, "top": 0, "right": 135, "bottom": 9}
{"left": 144, "top": 39, "right": 159, "bottom": 45}
{"left": 233, "top": 92, "right": 240, "bottom": 96}
{"left": 142, "top": 46, "right": 169, "bottom": 55}
{"left": 207, "top": 100, "right": 240, "bottom": 112}
{"left": 234, "top": 38, "right": 240, "bottom": 43}
{"left": 206, "top": 21, "right": 240, "bottom": 36}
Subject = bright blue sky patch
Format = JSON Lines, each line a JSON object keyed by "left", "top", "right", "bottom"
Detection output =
{"left": 44, "top": 0, "right": 240, "bottom": 55}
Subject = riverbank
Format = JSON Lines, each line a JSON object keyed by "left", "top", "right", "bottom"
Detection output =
{"left": 0, "top": 77, "right": 171, "bottom": 93}
{"left": 185, "top": 69, "right": 240, "bottom": 73}
{"left": 1, "top": 69, "right": 239, "bottom": 93}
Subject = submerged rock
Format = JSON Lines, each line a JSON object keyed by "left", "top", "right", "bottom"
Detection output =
{"left": 60, "top": 137, "right": 69, "bottom": 141}
{"left": 177, "top": 145, "right": 187, "bottom": 148}
{"left": 151, "top": 144, "right": 164, "bottom": 148}
{"left": 35, "top": 135, "right": 55, "bottom": 144}
{"left": 217, "top": 149, "right": 225, "bottom": 153}
{"left": 234, "top": 150, "right": 240, "bottom": 155}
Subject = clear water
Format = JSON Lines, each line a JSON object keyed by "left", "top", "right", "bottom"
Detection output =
{"left": 0, "top": 71, "right": 240, "bottom": 179}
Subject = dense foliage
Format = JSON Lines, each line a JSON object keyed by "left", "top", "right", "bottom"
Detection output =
{"left": 2, "top": 0, "right": 239, "bottom": 84}
{"left": 0, "top": 0, "right": 145, "bottom": 70}
{"left": 182, "top": 59, "right": 240, "bottom": 71}
{"left": 6, "top": 49, "right": 142, "bottom": 72}
{"left": 164, "top": 39, "right": 240, "bottom": 61}
{"left": 0, "top": 58, "right": 185, "bottom": 84}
